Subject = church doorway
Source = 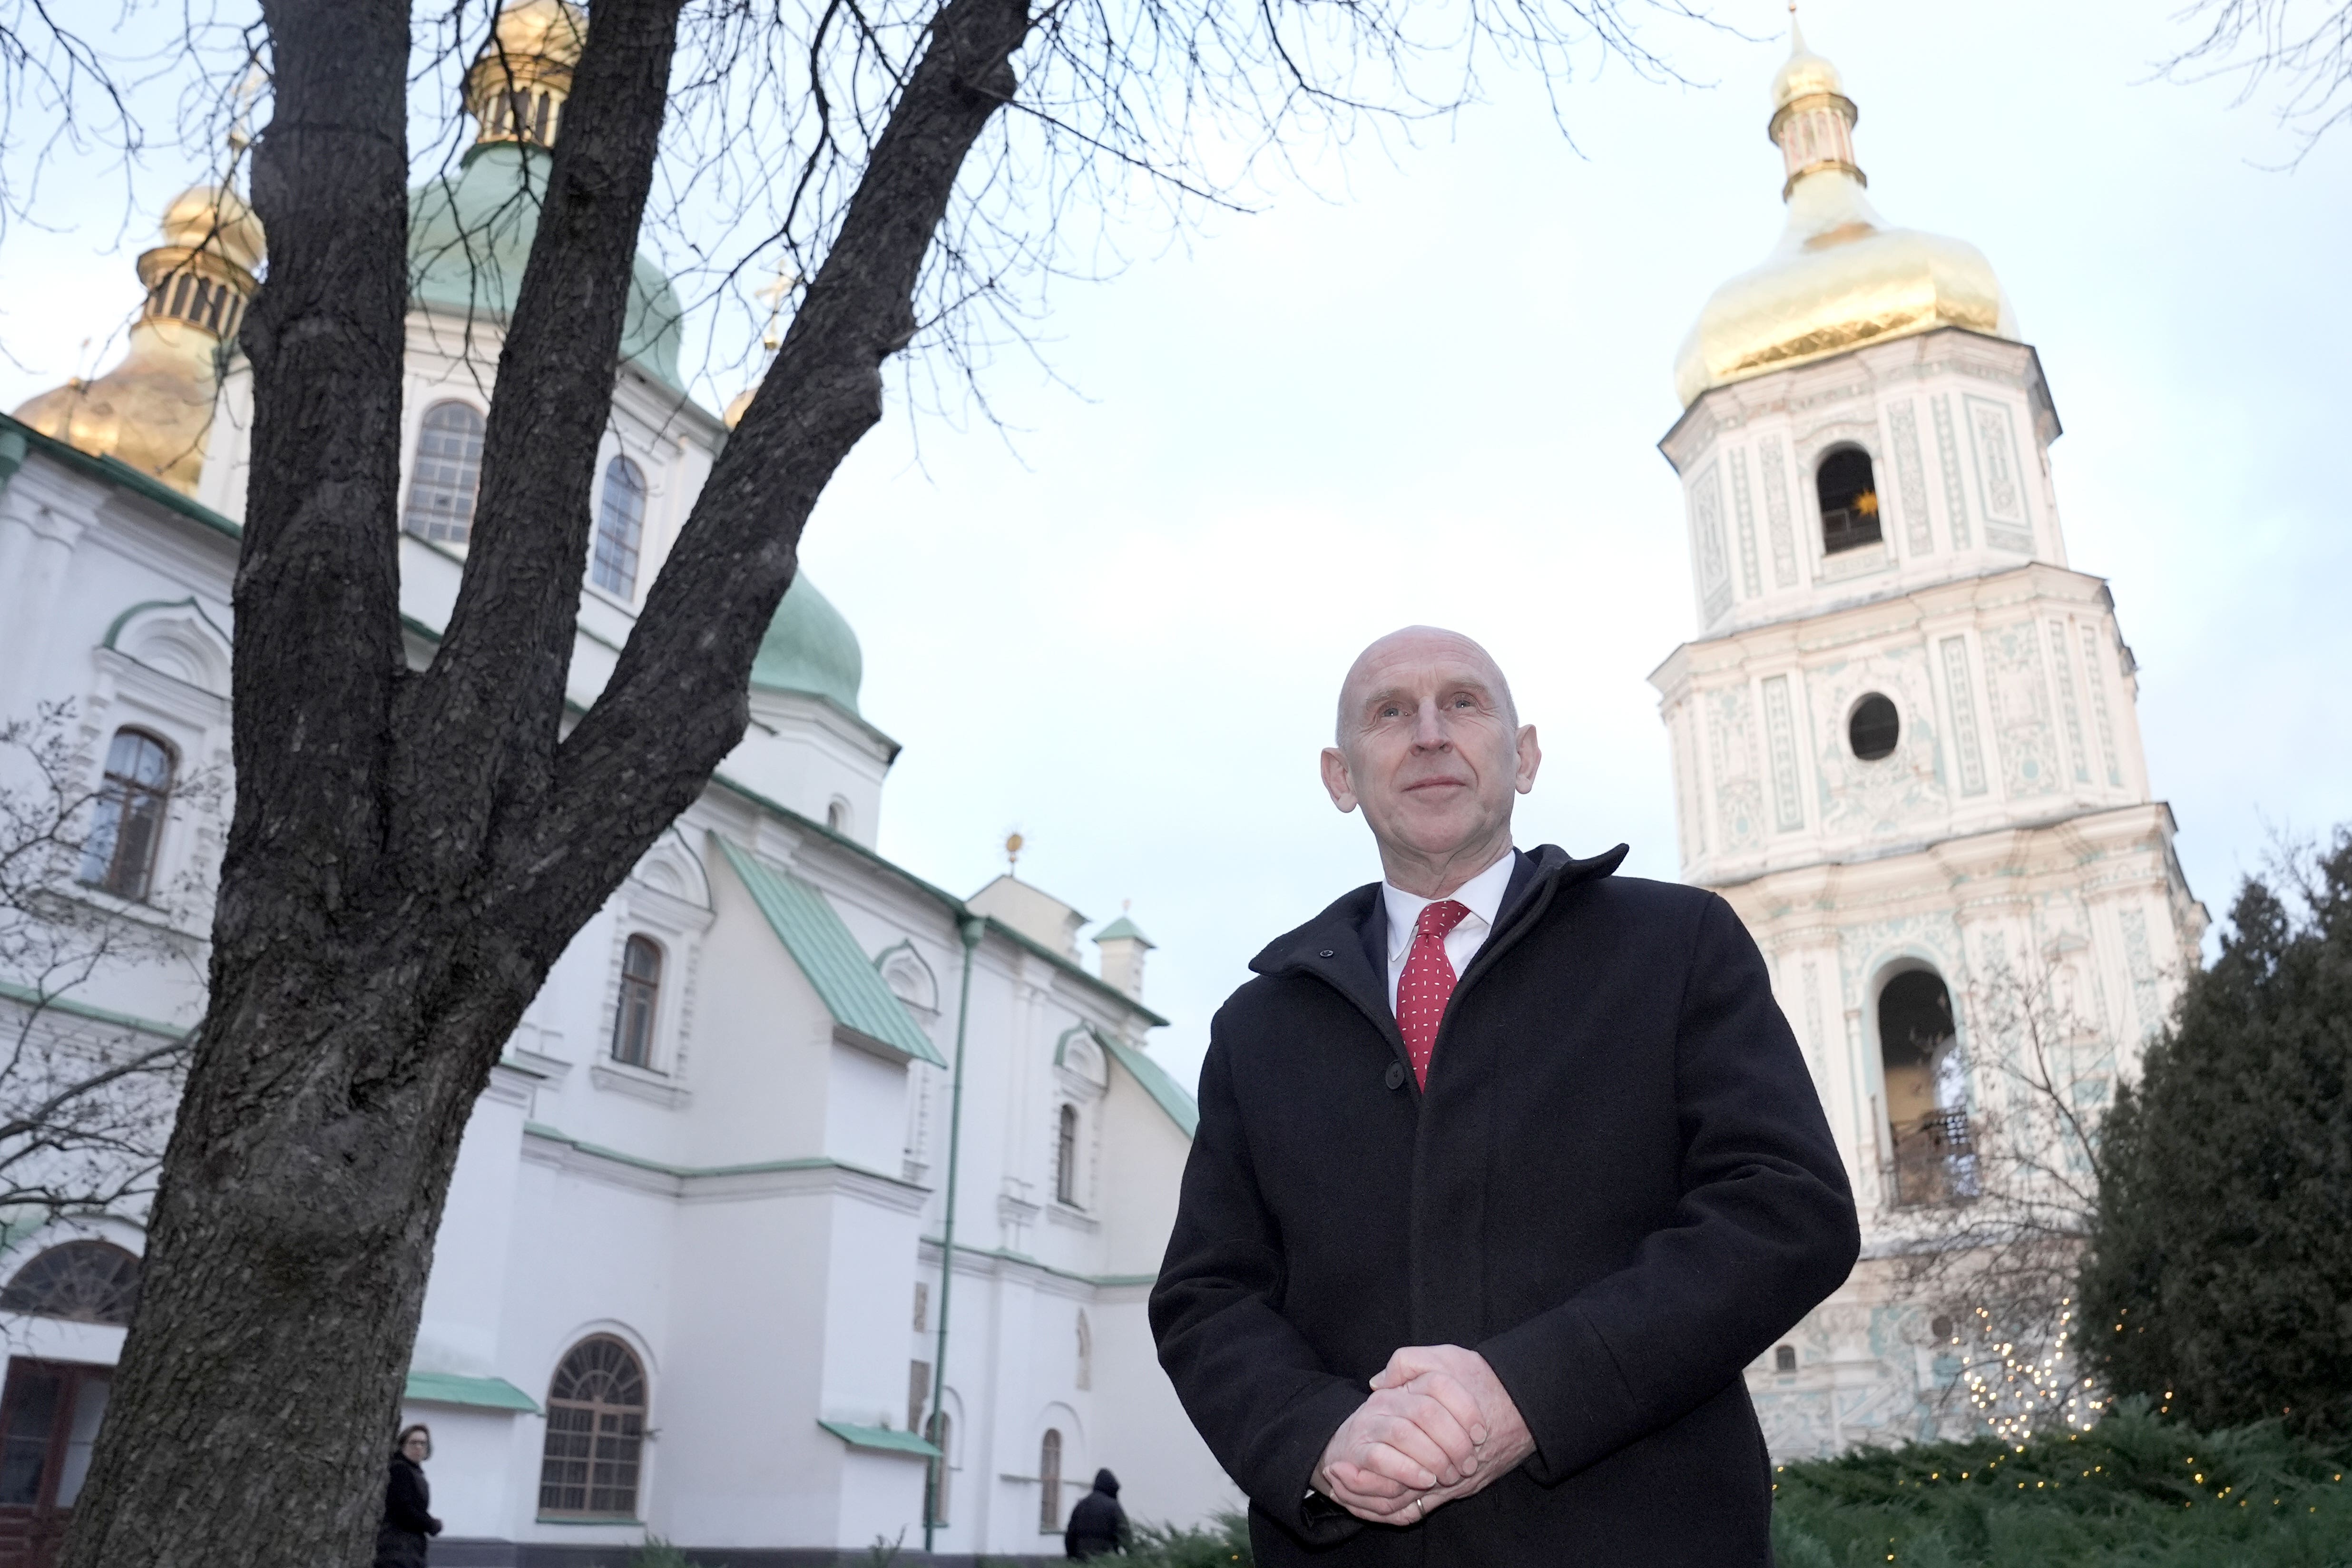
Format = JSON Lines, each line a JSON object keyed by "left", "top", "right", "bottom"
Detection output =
{"left": 1878, "top": 969, "right": 1977, "bottom": 1206}
{"left": 0, "top": 1360, "right": 110, "bottom": 1568}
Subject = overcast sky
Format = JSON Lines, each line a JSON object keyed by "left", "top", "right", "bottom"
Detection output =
{"left": 5, "top": 0, "right": 2347, "bottom": 1092}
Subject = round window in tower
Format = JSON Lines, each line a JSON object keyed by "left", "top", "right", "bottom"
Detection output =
{"left": 1848, "top": 694, "right": 1900, "bottom": 761}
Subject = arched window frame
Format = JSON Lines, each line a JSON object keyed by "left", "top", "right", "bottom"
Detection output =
{"left": 537, "top": 1334, "right": 649, "bottom": 1521}
{"left": 402, "top": 400, "right": 487, "bottom": 546}
{"left": 1039, "top": 1428, "right": 1063, "bottom": 1531}
{"left": 78, "top": 728, "right": 177, "bottom": 901}
{"left": 590, "top": 453, "right": 648, "bottom": 601}
{"left": 0, "top": 1241, "right": 142, "bottom": 1325}
{"left": 1814, "top": 443, "right": 1883, "bottom": 558}
{"left": 1870, "top": 960, "right": 1978, "bottom": 1209}
{"left": 590, "top": 834, "right": 715, "bottom": 1107}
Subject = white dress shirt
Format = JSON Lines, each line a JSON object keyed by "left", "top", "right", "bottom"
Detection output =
{"left": 1380, "top": 848, "right": 1519, "bottom": 1016}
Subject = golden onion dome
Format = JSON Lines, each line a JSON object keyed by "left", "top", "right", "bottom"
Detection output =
{"left": 1769, "top": 22, "right": 1844, "bottom": 113}
{"left": 488, "top": 0, "right": 586, "bottom": 66}
{"left": 156, "top": 183, "right": 266, "bottom": 275}
{"left": 465, "top": 0, "right": 588, "bottom": 148}
{"left": 10, "top": 177, "right": 265, "bottom": 495}
{"left": 1673, "top": 19, "right": 2019, "bottom": 408}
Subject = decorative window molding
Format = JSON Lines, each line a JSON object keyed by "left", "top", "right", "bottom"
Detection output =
{"left": 875, "top": 940, "right": 940, "bottom": 1018}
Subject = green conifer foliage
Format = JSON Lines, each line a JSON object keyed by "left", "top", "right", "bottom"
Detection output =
{"left": 2081, "top": 831, "right": 2352, "bottom": 1441}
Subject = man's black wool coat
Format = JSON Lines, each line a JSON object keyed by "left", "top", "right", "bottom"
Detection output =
{"left": 1150, "top": 844, "right": 1859, "bottom": 1567}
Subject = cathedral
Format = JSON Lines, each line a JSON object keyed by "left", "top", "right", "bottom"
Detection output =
{"left": 0, "top": 2, "right": 1234, "bottom": 1561}
{"left": 1656, "top": 21, "right": 2208, "bottom": 1455}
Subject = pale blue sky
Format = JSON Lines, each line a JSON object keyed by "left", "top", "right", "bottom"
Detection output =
{"left": 5, "top": 0, "right": 2347, "bottom": 1089}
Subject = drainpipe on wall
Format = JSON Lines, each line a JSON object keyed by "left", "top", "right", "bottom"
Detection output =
{"left": 924, "top": 912, "right": 985, "bottom": 1552}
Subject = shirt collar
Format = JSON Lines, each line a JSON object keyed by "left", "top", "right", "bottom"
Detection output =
{"left": 1382, "top": 847, "right": 1518, "bottom": 962}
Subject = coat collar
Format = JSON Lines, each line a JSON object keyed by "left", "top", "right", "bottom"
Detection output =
{"left": 1248, "top": 843, "right": 1632, "bottom": 1054}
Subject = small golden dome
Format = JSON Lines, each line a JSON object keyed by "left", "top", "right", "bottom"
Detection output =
{"left": 465, "top": 0, "right": 588, "bottom": 148}
{"left": 1673, "top": 23, "right": 2018, "bottom": 407}
{"left": 1770, "top": 20, "right": 1844, "bottom": 113}
{"left": 156, "top": 183, "right": 266, "bottom": 275}
{"left": 10, "top": 176, "right": 266, "bottom": 494}
{"left": 487, "top": 0, "right": 586, "bottom": 68}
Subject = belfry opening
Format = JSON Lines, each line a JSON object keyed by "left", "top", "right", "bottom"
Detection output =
{"left": 1815, "top": 446, "right": 1881, "bottom": 554}
{"left": 1879, "top": 970, "right": 1973, "bottom": 1206}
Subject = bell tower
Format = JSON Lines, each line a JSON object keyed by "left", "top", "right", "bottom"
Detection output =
{"left": 1650, "top": 18, "right": 2207, "bottom": 1456}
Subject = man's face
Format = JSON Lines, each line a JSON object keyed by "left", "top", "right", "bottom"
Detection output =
{"left": 1322, "top": 630, "right": 1539, "bottom": 872}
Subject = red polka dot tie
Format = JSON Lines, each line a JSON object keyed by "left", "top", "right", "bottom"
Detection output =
{"left": 1399, "top": 900, "right": 1470, "bottom": 1089}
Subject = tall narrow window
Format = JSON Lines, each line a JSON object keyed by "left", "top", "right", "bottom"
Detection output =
{"left": 1075, "top": 1311, "right": 1092, "bottom": 1392}
{"left": 538, "top": 1336, "right": 647, "bottom": 1519}
{"left": 1039, "top": 1429, "right": 1063, "bottom": 1530}
{"left": 1055, "top": 1104, "right": 1078, "bottom": 1206}
{"left": 402, "top": 401, "right": 486, "bottom": 545}
{"left": 78, "top": 730, "right": 175, "bottom": 900}
{"left": 592, "top": 455, "right": 647, "bottom": 598}
{"left": 611, "top": 936, "right": 663, "bottom": 1068}
{"left": 1816, "top": 445, "right": 1882, "bottom": 555}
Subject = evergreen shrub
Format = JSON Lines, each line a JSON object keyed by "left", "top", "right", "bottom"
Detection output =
{"left": 1770, "top": 1399, "right": 2352, "bottom": 1567}
{"left": 2081, "top": 831, "right": 2352, "bottom": 1441}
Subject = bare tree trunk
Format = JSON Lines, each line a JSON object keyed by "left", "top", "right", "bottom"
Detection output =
{"left": 56, "top": 0, "right": 1032, "bottom": 1560}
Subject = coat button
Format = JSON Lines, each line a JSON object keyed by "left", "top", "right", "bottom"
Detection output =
{"left": 1320, "top": 950, "right": 1334, "bottom": 958}
{"left": 1385, "top": 1062, "right": 1406, "bottom": 1091}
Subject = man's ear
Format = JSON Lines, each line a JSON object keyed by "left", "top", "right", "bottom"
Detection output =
{"left": 1513, "top": 725, "right": 1542, "bottom": 795}
{"left": 1321, "top": 746, "right": 1360, "bottom": 813}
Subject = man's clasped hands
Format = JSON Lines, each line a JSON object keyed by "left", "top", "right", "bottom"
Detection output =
{"left": 1313, "top": 1343, "right": 1537, "bottom": 1526}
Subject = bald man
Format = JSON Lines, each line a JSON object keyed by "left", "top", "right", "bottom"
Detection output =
{"left": 1151, "top": 628, "right": 1858, "bottom": 1567}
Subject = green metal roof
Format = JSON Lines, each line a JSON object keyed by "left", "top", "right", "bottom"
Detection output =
{"left": 706, "top": 774, "right": 1170, "bottom": 1029}
{"left": 750, "top": 573, "right": 863, "bottom": 715}
{"left": 403, "top": 1371, "right": 540, "bottom": 1413}
{"left": 819, "top": 1420, "right": 941, "bottom": 1460}
{"left": 1091, "top": 915, "right": 1155, "bottom": 948}
{"left": 408, "top": 144, "right": 686, "bottom": 388}
{"left": 1096, "top": 1028, "right": 1198, "bottom": 1138}
{"left": 0, "top": 414, "right": 242, "bottom": 542}
{"left": 716, "top": 839, "right": 946, "bottom": 1067}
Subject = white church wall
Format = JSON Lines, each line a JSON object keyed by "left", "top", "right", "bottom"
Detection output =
{"left": 412, "top": 1067, "right": 534, "bottom": 1380}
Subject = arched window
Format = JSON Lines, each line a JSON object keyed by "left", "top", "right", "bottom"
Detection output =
{"left": 538, "top": 1336, "right": 647, "bottom": 1519}
{"left": 1815, "top": 445, "right": 1881, "bottom": 555}
{"left": 1039, "top": 1429, "right": 1063, "bottom": 1530}
{"left": 0, "top": 1242, "right": 141, "bottom": 1325}
{"left": 1055, "top": 1104, "right": 1079, "bottom": 1206}
{"left": 592, "top": 455, "right": 647, "bottom": 598}
{"left": 826, "top": 798, "right": 851, "bottom": 835}
{"left": 78, "top": 729, "right": 175, "bottom": 900}
{"left": 1075, "top": 1310, "right": 1092, "bottom": 1392}
{"left": 611, "top": 936, "right": 662, "bottom": 1069}
{"left": 1773, "top": 1344, "right": 1797, "bottom": 1374}
{"left": 926, "top": 1409, "right": 952, "bottom": 1525}
{"left": 1880, "top": 970, "right": 1976, "bottom": 1206}
{"left": 402, "top": 401, "right": 486, "bottom": 545}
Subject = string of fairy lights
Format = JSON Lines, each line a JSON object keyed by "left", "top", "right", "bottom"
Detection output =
{"left": 1954, "top": 1297, "right": 2100, "bottom": 1446}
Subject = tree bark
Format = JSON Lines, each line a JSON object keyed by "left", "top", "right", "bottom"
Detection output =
{"left": 56, "top": 0, "right": 1034, "bottom": 1562}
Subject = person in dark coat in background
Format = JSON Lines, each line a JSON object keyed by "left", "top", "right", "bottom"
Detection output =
{"left": 374, "top": 1423, "right": 442, "bottom": 1568}
{"left": 1063, "top": 1468, "right": 1130, "bottom": 1558}
{"left": 1150, "top": 628, "right": 1860, "bottom": 1568}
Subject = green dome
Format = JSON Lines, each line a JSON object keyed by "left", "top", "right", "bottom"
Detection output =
{"left": 751, "top": 574, "right": 862, "bottom": 714}
{"left": 408, "top": 144, "right": 685, "bottom": 388}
